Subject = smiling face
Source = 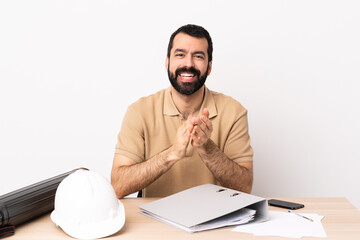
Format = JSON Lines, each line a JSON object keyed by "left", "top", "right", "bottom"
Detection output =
{"left": 166, "top": 32, "right": 212, "bottom": 96}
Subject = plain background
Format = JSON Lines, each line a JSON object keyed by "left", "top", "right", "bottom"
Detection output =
{"left": 1, "top": 0, "right": 359, "bottom": 209}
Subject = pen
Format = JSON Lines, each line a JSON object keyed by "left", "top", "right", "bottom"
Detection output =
{"left": 288, "top": 210, "right": 313, "bottom": 222}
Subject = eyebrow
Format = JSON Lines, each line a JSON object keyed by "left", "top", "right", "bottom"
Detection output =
{"left": 174, "top": 48, "right": 186, "bottom": 54}
{"left": 174, "top": 48, "right": 206, "bottom": 56}
{"left": 193, "top": 51, "right": 206, "bottom": 56}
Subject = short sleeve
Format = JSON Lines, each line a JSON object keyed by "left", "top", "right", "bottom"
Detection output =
{"left": 115, "top": 105, "right": 145, "bottom": 163}
{"left": 224, "top": 108, "right": 253, "bottom": 163}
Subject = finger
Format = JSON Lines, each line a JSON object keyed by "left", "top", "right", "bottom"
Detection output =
{"left": 194, "top": 126, "right": 207, "bottom": 140}
{"left": 190, "top": 116, "right": 198, "bottom": 126}
{"left": 193, "top": 116, "right": 210, "bottom": 138}
{"left": 200, "top": 115, "right": 212, "bottom": 133}
{"left": 186, "top": 120, "right": 195, "bottom": 134}
{"left": 191, "top": 125, "right": 208, "bottom": 144}
{"left": 200, "top": 108, "right": 212, "bottom": 128}
{"left": 178, "top": 122, "right": 192, "bottom": 145}
{"left": 190, "top": 132, "right": 202, "bottom": 146}
{"left": 202, "top": 108, "right": 209, "bottom": 119}
{"left": 194, "top": 119, "right": 207, "bottom": 135}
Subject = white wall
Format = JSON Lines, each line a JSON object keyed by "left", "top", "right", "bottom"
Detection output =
{"left": 1, "top": 0, "right": 359, "bottom": 209}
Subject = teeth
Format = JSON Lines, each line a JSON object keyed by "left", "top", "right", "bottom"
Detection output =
{"left": 180, "top": 73, "right": 195, "bottom": 77}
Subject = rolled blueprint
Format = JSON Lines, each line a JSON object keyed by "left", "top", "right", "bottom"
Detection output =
{"left": 0, "top": 168, "right": 88, "bottom": 238}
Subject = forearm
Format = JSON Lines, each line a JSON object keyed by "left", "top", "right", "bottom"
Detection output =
{"left": 111, "top": 147, "right": 178, "bottom": 198}
{"left": 112, "top": 119, "right": 194, "bottom": 199}
{"left": 197, "top": 139, "right": 253, "bottom": 193}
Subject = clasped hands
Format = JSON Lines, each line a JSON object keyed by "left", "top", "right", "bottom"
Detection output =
{"left": 171, "top": 108, "right": 213, "bottom": 161}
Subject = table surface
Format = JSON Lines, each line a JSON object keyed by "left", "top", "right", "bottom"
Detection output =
{"left": 10, "top": 197, "right": 360, "bottom": 240}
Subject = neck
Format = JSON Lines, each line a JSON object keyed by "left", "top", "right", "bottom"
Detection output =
{"left": 171, "top": 86, "right": 205, "bottom": 119}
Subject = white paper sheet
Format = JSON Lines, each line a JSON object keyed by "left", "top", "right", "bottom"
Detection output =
{"left": 233, "top": 211, "right": 327, "bottom": 238}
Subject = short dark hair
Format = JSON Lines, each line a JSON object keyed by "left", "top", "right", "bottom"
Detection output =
{"left": 167, "top": 24, "right": 213, "bottom": 62}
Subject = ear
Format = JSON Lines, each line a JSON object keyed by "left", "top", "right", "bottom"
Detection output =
{"left": 207, "top": 61, "right": 213, "bottom": 76}
{"left": 165, "top": 57, "right": 169, "bottom": 71}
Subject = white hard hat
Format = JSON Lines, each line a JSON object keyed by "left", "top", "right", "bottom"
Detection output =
{"left": 51, "top": 170, "right": 125, "bottom": 239}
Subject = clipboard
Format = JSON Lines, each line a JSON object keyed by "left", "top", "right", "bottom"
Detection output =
{"left": 139, "top": 184, "right": 269, "bottom": 233}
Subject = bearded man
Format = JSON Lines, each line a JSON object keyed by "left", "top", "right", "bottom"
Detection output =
{"left": 111, "top": 24, "right": 253, "bottom": 198}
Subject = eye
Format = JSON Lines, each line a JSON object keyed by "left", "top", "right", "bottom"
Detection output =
{"left": 194, "top": 55, "right": 204, "bottom": 59}
{"left": 175, "top": 53, "right": 184, "bottom": 57}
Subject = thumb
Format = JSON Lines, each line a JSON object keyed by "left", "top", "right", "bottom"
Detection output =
{"left": 202, "top": 108, "right": 209, "bottom": 119}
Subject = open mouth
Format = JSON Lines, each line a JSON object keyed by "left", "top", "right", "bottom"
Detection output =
{"left": 175, "top": 67, "right": 200, "bottom": 83}
{"left": 179, "top": 72, "right": 195, "bottom": 78}
{"left": 178, "top": 72, "right": 196, "bottom": 82}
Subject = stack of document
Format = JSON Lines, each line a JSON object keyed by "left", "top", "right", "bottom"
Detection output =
{"left": 233, "top": 210, "right": 327, "bottom": 238}
{"left": 140, "top": 184, "right": 269, "bottom": 233}
{"left": 142, "top": 207, "right": 256, "bottom": 233}
{"left": 191, "top": 208, "right": 256, "bottom": 232}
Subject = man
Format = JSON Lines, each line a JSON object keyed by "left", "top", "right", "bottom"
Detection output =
{"left": 111, "top": 24, "right": 253, "bottom": 198}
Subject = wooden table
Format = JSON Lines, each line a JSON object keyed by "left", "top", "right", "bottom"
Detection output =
{"left": 10, "top": 198, "right": 360, "bottom": 240}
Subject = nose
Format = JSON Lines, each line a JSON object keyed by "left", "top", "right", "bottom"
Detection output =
{"left": 183, "top": 55, "right": 195, "bottom": 68}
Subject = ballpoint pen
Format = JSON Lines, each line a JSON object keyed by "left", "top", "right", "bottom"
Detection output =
{"left": 288, "top": 210, "right": 314, "bottom": 222}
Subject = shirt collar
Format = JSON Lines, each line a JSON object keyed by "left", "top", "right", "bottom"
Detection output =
{"left": 164, "top": 87, "right": 217, "bottom": 119}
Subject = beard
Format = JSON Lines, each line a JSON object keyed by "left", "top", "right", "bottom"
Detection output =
{"left": 168, "top": 65, "right": 209, "bottom": 96}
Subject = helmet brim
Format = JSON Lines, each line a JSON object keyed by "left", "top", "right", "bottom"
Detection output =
{"left": 51, "top": 200, "right": 125, "bottom": 239}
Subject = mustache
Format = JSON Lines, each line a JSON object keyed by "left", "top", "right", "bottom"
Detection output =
{"left": 175, "top": 67, "right": 201, "bottom": 77}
